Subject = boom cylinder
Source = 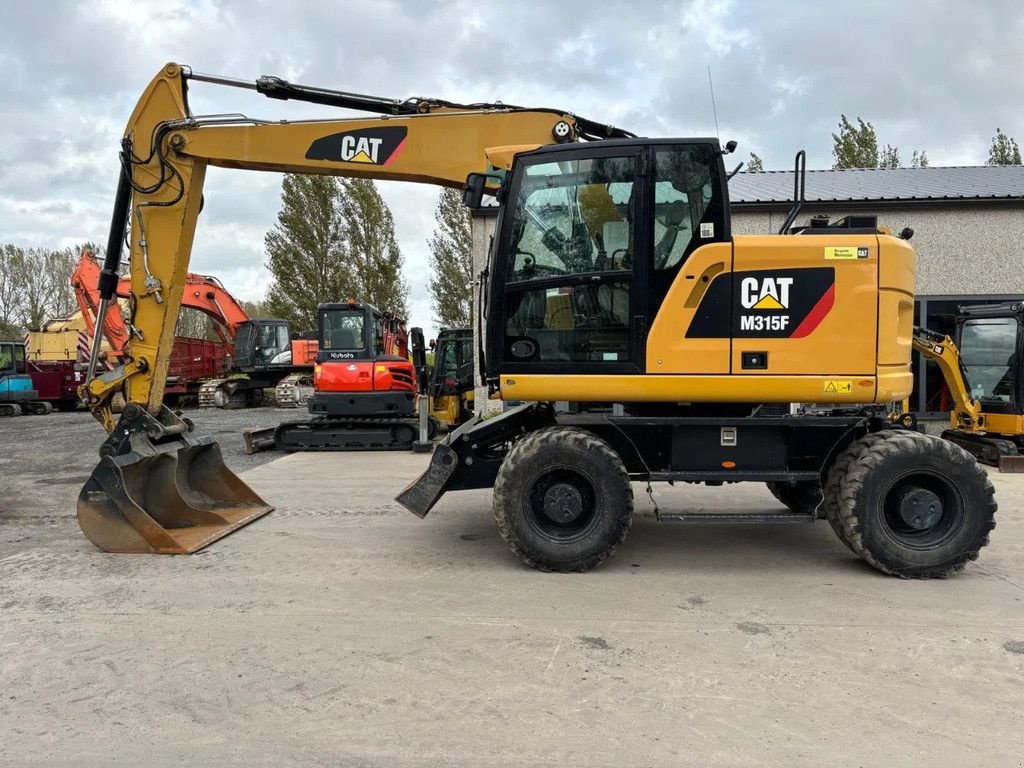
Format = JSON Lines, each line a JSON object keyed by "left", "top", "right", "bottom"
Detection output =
{"left": 85, "top": 160, "right": 132, "bottom": 386}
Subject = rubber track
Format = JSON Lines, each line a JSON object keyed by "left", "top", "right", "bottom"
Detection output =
{"left": 492, "top": 426, "right": 633, "bottom": 572}
{"left": 273, "top": 416, "right": 420, "bottom": 452}
{"left": 834, "top": 430, "right": 996, "bottom": 578}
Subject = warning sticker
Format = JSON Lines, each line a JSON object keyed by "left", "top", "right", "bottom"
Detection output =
{"left": 825, "top": 246, "right": 869, "bottom": 260}
{"left": 824, "top": 380, "right": 853, "bottom": 394}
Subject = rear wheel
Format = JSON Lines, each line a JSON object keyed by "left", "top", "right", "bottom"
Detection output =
{"left": 829, "top": 430, "right": 996, "bottom": 578}
{"left": 493, "top": 426, "right": 633, "bottom": 572}
{"left": 766, "top": 480, "right": 823, "bottom": 517}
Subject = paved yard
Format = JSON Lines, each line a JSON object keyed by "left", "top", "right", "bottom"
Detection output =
{"left": 1, "top": 426, "right": 1023, "bottom": 766}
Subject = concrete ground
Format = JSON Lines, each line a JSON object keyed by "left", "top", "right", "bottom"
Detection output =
{"left": 1, "top": 420, "right": 1023, "bottom": 766}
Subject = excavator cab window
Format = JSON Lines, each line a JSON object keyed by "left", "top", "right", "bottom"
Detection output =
{"left": 373, "top": 314, "right": 391, "bottom": 357}
{"left": 960, "top": 317, "right": 1020, "bottom": 405}
{"left": 0, "top": 343, "right": 13, "bottom": 372}
{"left": 653, "top": 146, "right": 717, "bottom": 271}
{"left": 321, "top": 309, "right": 366, "bottom": 352}
{"left": 255, "top": 322, "right": 291, "bottom": 365}
{"left": 500, "top": 150, "right": 640, "bottom": 370}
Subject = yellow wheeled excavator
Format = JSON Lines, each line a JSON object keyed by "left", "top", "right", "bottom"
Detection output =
{"left": 397, "top": 150, "right": 998, "bottom": 579}
{"left": 81, "top": 63, "right": 997, "bottom": 578}
{"left": 77, "top": 62, "right": 631, "bottom": 554}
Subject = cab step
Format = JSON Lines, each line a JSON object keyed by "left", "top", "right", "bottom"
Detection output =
{"left": 656, "top": 510, "right": 814, "bottom": 524}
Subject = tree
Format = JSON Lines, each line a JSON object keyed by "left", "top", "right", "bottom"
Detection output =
{"left": 746, "top": 152, "right": 764, "bottom": 172}
{"left": 832, "top": 114, "right": 927, "bottom": 169}
{"left": 264, "top": 174, "right": 351, "bottom": 332}
{"left": 240, "top": 298, "right": 274, "bottom": 318}
{"left": 878, "top": 144, "right": 899, "bottom": 169}
{"left": 832, "top": 115, "right": 880, "bottom": 169}
{"left": 987, "top": 128, "right": 1022, "bottom": 165}
{"left": 338, "top": 178, "right": 409, "bottom": 318}
{"left": 15, "top": 248, "right": 52, "bottom": 331}
{"left": 0, "top": 244, "right": 24, "bottom": 336}
{"left": 427, "top": 188, "right": 473, "bottom": 328}
{"left": 45, "top": 246, "right": 79, "bottom": 320}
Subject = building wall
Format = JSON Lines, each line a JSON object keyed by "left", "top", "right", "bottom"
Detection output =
{"left": 731, "top": 206, "right": 1024, "bottom": 295}
{"left": 470, "top": 211, "right": 500, "bottom": 415}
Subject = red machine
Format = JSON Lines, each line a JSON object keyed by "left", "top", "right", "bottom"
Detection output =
{"left": 271, "top": 300, "right": 427, "bottom": 450}
{"left": 73, "top": 249, "right": 316, "bottom": 407}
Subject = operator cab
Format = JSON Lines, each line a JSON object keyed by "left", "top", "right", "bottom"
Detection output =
{"left": 233, "top": 319, "right": 294, "bottom": 371}
{"left": 0, "top": 341, "right": 37, "bottom": 403}
{"left": 473, "top": 138, "right": 730, "bottom": 382}
{"left": 430, "top": 329, "right": 474, "bottom": 397}
{"left": 956, "top": 302, "right": 1024, "bottom": 415}
{"left": 0, "top": 341, "right": 27, "bottom": 376}
{"left": 317, "top": 301, "right": 406, "bottom": 362}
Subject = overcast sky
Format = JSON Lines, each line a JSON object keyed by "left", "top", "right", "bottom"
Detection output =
{"left": 2, "top": 0, "right": 1022, "bottom": 338}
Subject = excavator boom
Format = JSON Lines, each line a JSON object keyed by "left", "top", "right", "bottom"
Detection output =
{"left": 78, "top": 62, "right": 623, "bottom": 554}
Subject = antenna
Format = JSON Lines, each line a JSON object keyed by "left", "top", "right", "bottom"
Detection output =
{"left": 707, "top": 66, "right": 720, "bottom": 140}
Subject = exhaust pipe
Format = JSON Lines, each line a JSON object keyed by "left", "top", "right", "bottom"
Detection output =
{"left": 77, "top": 405, "right": 272, "bottom": 554}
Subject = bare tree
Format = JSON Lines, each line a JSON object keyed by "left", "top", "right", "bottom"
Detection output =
{"left": 0, "top": 244, "right": 24, "bottom": 337}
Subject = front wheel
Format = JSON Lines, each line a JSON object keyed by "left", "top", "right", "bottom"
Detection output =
{"left": 829, "top": 430, "right": 996, "bottom": 578}
{"left": 492, "top": 426, "right": 633, "bottom": 572}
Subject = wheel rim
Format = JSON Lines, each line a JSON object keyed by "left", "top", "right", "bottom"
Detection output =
{"left": 879, "top": 470, "right": 964, "bottom": 549}
{"left": 525, "top": 466, "right": 599, "bottom": 542}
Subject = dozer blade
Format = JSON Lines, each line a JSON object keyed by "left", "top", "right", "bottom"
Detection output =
{"left": 77, "top": 406, "right": 272, "bottom": 554}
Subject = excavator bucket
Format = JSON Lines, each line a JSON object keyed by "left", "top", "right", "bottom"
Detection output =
{"left": 77, "top": 406, "right": 272, "bottom": 554}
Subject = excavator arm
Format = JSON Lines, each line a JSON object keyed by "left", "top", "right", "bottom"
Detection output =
{"left": 77, "top": 62, "right": 627, "bottom": 554}
{"left": 911, "top": 326, "right": 983, "bottom": 432}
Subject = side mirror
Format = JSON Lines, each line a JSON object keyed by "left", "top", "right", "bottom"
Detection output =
{"left": 462, "top": 172, "right": 503, "bottom": 208}
{"left": 462, "top": 173, "right": 488, "bottom": 208}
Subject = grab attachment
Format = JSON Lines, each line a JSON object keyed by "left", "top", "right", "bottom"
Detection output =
{"left": 77, "top": 404, "right": 272, "bottom": 554}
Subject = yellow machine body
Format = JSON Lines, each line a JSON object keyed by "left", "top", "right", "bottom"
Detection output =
{"left": 501, "top": 235, "right": 915, "bottom": 404}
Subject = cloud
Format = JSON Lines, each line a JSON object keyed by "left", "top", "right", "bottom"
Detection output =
{"left": 2, "top": 0, "right": 1023, "bottom": 340}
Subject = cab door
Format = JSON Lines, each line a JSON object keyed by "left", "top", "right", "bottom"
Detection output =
{"left": 495, "top": 146, "right": 647, "bottom": 374}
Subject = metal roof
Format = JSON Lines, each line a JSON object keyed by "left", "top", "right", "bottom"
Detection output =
{"left": 729, "top": 165, "right": 1024, "bottom": 206}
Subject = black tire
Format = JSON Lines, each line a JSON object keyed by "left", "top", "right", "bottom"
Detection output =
{"left": 492, "top": 426, "right": 633, "bottom": 572}
{"left": 766, "top": 480, "right": 824, "bottom": 518}
{"left": 831, "top": 430, "right": 996, "bottom": 578}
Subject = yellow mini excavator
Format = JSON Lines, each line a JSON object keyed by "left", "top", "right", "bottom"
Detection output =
{"left": 909, "top": 302, "right": 1024, "bottom": 470}
{"left": 77, "top": 62, "right": 631, "bottom": 554}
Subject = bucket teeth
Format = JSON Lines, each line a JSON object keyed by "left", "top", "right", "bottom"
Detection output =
{"left": 77, "top": 407, "right": 272, "bottom": 554}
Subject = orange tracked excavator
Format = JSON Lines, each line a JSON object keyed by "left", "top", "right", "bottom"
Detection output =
{"left": 73, "top": 248, "right": 317, "bottom": 406}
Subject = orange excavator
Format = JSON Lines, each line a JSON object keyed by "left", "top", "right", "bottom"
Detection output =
{"left": 73, "top": 249, "right": 317, "bottom": 406}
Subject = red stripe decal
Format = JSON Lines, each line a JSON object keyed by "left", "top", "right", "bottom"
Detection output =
{"left": 791, "top": 283, "right": 835, "bottom": 338}
{"left": 383, "top": 137, "right": 407, "bottom": 166}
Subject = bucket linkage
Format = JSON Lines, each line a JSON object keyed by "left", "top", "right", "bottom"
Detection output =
{"left": 77, "top": 404, "right": 273, "bottom": 554}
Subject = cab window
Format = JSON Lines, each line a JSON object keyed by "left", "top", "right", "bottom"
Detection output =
{"left": 508, "top": 156, "right": 636, "bottom": 281}
{"left": 653, "top": 146, "right": 720, "bottom": 271}
{"left": 502, "top": 152, "right": 638, "bottom": 367}
{"left": 321, "top": 310, "right": 365, "bottom": 350}
{"left": 0, "top": 344, "right": 12, "bottom": 371}
{"left": 960, "top": 317, "right": 1019, "bottom": 403}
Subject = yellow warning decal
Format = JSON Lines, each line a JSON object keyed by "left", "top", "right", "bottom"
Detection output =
{"left": 825, "top": 246, "right": 858, "bottom": 260}
{"left": 823, "top": 380, "right": 853, "bottom": 394}
{"left": 825, "top": 246, "right": 871, "bottom": 260}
